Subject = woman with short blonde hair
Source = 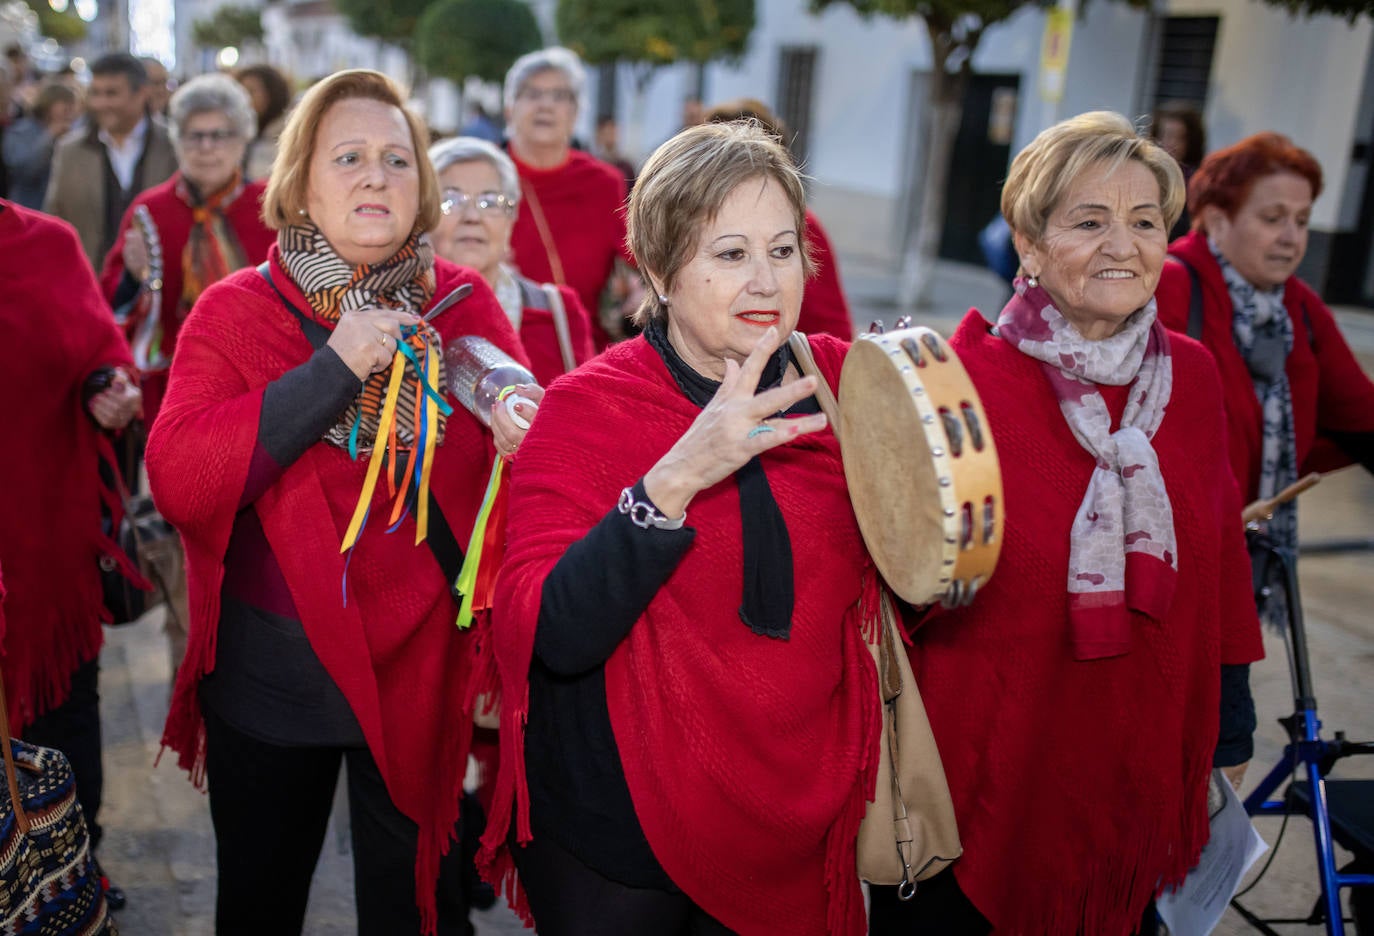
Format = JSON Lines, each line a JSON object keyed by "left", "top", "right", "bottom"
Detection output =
{"left": 873, "top": 111, "right": 1262, "bottom": 935}
{"left": 479, "top": 121, "right": 876, "bottom": 935}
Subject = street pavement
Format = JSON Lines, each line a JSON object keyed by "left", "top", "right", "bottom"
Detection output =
{"left": 90, "top": 258, "right": 1374, "bottom": 934}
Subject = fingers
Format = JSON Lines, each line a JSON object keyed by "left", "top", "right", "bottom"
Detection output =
{"left": 734, "top": 326, "right": 782, "bottom": 390}
{"left": 750, "top": 375, "right": 819, "bottom": 419}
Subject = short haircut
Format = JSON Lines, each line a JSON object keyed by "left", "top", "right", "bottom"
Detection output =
{"left": 236, "top": 64, "right": 292, "bottom": 133}
{"left": 1150, "top": 102, "right": 1206, "bottom": 167}
{"left": 32, "top": 81, "right": 77, "bottom": 123}
{"left": 1001, "top": 110, "right": 1185, "bottom": 246}
{"left": 627, "top": 121, "right": 813, "bottom": 327}
{"left": 89, "top": 52, "right": 147, "bottom": 91}
{"left": 428, "top": 136, "right": 520, "bottom": 206}
{"left": 169, "top": 73, "right": 256, "bottom": 148}
{"left": 503, "top": 46, "right": 585, "bottom": 112}
{"left": 261, "top": 69, "right": 440, "bottom": 233}
{"left": 1188, "top": 132, "right": 1323, "bottom": 229}
{"left": 138, "top": 56, "right": 167, "bottom": 79}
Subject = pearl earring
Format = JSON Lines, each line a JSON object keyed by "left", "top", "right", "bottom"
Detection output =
{"left": 297, "top": 208, "right": 307, "bottom": 217}
{"left": 658, "top": 294, "right": 669, "bottom": 305}
{"left": 1026, "top": 275, "right": 1039, "bottom": 288}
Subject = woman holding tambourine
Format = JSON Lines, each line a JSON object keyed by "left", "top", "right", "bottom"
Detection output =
{"left": 871, "top": 113, "right": 1264, "bottom": 936}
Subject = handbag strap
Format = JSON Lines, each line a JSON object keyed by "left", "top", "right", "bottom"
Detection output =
{"left": 787, "top": 331, "right": 843, "bottom": 438}
{"left": 0, "top": 668, "right": 32, "bottom": 835}
{"left": 541, "top": 283, "right": 578, "bottom": 374}
{"left": 520, "top": 181, "right": 567, "bottom": 287}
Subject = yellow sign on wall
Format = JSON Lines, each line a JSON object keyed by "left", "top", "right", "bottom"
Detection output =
{"left": 1039, "top": 7, "right": 1075, "bottom": 102}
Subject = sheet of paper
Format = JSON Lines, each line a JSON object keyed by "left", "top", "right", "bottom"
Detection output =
{"left": 1157, "top": 768, "right": 1269, "bottom": 935}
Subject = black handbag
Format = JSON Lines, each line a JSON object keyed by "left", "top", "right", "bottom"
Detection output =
{"left": 0, "top": 672, "right": 115, "bottom": 934}
{"left": 95, "top": 427, "right": 175, "bottom": 627}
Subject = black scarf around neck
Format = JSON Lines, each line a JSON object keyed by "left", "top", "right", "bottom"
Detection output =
{"left": 643, "top": 318, "right": 795, "bottom": 639}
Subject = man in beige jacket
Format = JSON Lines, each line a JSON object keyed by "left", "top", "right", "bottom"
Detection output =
{"left": 43, "top": 53, "right": 176, "bottom": 268}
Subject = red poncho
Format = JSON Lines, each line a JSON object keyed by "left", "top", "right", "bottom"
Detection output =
{"left": 508, "top": 149, "right": 631, "bottom": 348}
{"left": 478, "top": 334, "right": 879, "bottom": 935}
{"left": 798, "top": 209, "right": 854, "bottom": 339}
{"left": 0, "top": 201, "right": 134, "bottom": 731}
{"left": 914, "top": 312, "right": 1264, "bottom": 935}
{"left": 149, "top": 248, "right": 529, "bottom": 931}
{"left": 1158, "top": 229, "right": 1374, "bottom": 496}
{"left": 98, "top": 173, "right": 275, "bottom": 426}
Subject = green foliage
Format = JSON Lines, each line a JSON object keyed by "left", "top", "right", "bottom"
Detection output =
{"left": 335, "top": 0, "right": 434, "bottom": 46}
{"left": 414, "top": 0, "right": 543, "bottom": 83}
{"left": 556, "top": 0, "right": 755, "bottom": 67}
{"left": 1256, "top": 0, "right": 1374, "bottom": 20}
{"left": 23, "top": 0, "right": 86, "bottom": 43}
{"left": 190, "top": 5, "right": 263, "bottom": 49}
{"left": 810, "top": 0, "right": 1041, "bottom": 55}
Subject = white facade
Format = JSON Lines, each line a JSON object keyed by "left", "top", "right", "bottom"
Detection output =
{"left": 590, "top": 0, "right": 1370, "bottom": 271}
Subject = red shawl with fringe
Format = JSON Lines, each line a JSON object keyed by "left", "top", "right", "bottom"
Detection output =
{"left": 0, "top": 201, "right": 134, "bottom": 731}
{"left": 148, "top": 248, "right": 528, "bottom": 933}
{"left": 477, "top": 333, "right": 879, "bottom": 936}
{"left": 912, "top": 311, "right": 1264, "bottom": 935}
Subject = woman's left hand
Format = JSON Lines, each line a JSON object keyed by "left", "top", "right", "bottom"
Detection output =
{"left": 491, "top": 383, "right": 544, "bottom": 459}
{"left": 88, "top": 368, "right": 143, "bottom": 430}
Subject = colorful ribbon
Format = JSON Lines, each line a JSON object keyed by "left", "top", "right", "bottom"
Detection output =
{"left": 454, "top": 386, "right": 520, "bottom": 629}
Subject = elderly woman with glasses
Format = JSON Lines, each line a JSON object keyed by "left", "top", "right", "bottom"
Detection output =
{"left": 502, "top": 47, "right": 635, "bottom": 347}
{"left": 99, "top": 72, "right": 275, "bottom": 427}
{"left": 430, "top": 136, "right": 595, "bottom": 386}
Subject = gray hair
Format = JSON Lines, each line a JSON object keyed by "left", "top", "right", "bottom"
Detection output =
{"left": 169, "top": 73, "right": 257, "bottom": 147}
{"left": 428, "top": 136, "right": 521, "bottom": 205}
{"left": 503, "top": 46, "right": 585, "bottom": 112}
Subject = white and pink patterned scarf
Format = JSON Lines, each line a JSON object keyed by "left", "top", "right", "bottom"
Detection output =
{"left": 996, "top": 277, "right": 1177, "bottom": 660}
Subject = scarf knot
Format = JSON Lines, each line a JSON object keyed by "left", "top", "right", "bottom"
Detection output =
{"left": 175, "top": 172, "right": 248, "bottom": 315}
{"left": 997, "top": 277, "right": 1177, "bottom": 660}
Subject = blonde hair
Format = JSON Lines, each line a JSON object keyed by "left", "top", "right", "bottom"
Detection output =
{"left": 1001, "top": 111, "right": 1185, "bottom": 245}
{"left": 261, "top": 70, "right": 440, "bottom": 233}
{"left": 627, "top": 121, "right": 813, "bottom": 326}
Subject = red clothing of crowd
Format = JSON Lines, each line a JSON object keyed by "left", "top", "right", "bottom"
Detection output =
{"left": 513, "top": 278, "right": 596, "bottom": 386}
{"left": 479, "top": 334, "right": 879, "bottom": 936}
{"left": 799, "top": 209, "right": 854, "bottom": 339}
{"left": 912, "top": 311, "right": 1263, "bottom": 935}
{"left": 508, "top": 149, "right": 631, "bottom": 348}
{"left": 98, "top": 173, "right": 275, "bottom": 425}
{"left": 149, "top": 250, "right": 525, "bottom": 929}
{"left": 0, "top": 201, "right": 133, "bottom": 729}
{"left": 1157, "top": 229, "right": 1374, "bottom": 497}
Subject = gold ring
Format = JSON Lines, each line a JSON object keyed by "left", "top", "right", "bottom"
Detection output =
{"left": 378, "top": 333, "right": 388, "bottom": 346}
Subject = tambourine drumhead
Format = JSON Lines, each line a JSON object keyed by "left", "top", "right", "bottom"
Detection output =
{"left": 838, "top": 327, "right": 1003, "bottom": 606}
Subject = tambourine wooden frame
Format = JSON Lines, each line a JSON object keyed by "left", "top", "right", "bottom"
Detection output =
{"left": 838, "top": 327, "right": 1003, "bottom": 607}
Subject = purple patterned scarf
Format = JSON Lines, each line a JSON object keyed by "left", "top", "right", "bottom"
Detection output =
{"left": 996, "top": 277, "right": 1177, "bottom": 660}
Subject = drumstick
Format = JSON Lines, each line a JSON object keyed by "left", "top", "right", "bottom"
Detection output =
{"left": 1241, "top": 472, "right": 1322, "bottom": 526}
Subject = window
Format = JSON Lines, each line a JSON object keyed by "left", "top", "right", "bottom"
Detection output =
{"left": 776, "top": 46, "right": 818, "bottom": 167}
{"left": 1149, "top": 16, "right": 1220, "bottom": 111}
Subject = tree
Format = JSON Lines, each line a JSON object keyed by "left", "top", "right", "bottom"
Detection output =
{"left": 414, "top": 0, "right": 543, "bottom": 85}
{"left": 811, "top": 0, "right": 1049, "bottom": 309}
{"left": 335, "top": 0, "right": 433, "bottom": 50}
{"left": 557, "top": 0, "right": 755, "bottom": 152}
{"left": 191, "top": 5, "right": 263, "bottom": 51}
{"left": 22, "top": 0, "right": 85, "bottom": 43}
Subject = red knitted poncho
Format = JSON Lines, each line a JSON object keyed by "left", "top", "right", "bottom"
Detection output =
{"left": 914, "top": 311, "right": 1264, "bottom": 935}
{"left": 478, "top": 334, "right": 879, "bottom": 935}
{"left": 149, "top": 248, "right": 528, "bottom": 932}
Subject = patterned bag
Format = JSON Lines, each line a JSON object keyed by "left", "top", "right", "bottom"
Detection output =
{"left": 0, "top": 676, "right": 114, "bottom": 935}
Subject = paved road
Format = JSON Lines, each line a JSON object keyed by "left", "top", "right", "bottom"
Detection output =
{"left": 91, "top": 259, "right": 1374, "bottom": 934}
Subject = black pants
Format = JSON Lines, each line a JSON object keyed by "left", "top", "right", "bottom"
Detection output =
{"left": 203, "top": 707, "right": 472, "bottom": 936}
{"left": 513, "top": 831, "right": 735, "bottom": 936}
{"left": 24, "top": 658, "right": 104, "bottom": 852}
{"left": 869, "top": 874, "right": 1159, "bottom": 936}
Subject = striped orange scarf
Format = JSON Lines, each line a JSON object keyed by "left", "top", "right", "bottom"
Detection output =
{"left": 176, "top": 172, "right": 249, "bottom": 316}
{"left": 277, "top": 221, "right": 445, "bottom": 455}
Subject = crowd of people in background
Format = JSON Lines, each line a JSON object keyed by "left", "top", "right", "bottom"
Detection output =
{"left": 2, "top": 34, "right": 1373, "bottom": 936}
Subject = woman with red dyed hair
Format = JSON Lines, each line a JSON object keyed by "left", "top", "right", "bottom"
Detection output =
{"left": 1157, "top": 132, "right": 1374, "bottom": 611}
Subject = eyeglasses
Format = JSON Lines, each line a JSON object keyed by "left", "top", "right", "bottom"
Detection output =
{"left": 181, "top": 129, "right": 240, "bottom": 149}
{"left": 517, "top": 86, "right": 577, "bottom": 105}
{"left": 440, "top": 189, "right": 514, "bottom": 216}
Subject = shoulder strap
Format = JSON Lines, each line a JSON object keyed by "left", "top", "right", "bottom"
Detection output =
{"left": 254, "top": 263, "right": 466, "bottom": 594}
{"left": 541, "top": 283, "right": 578, "bottom": 374}
{"left": 1171, "top": 256, "right": 1205, "bottom": 341}
{"left": 787, "top": 331, "right": 842, "bottom": 438}
{"left": 518, "top": 277, "right": 549, "bottom": 311}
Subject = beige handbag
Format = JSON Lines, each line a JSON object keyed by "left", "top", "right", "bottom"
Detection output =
{"left": 788, "top": 331, "right": 963, "bottom": 899}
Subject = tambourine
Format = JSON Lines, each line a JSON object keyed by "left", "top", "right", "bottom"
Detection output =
{"left": 838, "top": 326, "right": 1003, "bottom": 607}
{"left": 123, "top": 205, "right": 166, "bottom": 372}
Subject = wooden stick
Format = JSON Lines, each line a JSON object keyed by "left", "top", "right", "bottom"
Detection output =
{"left": 1242, "top": 472, "right": 1322, "bottom": 526}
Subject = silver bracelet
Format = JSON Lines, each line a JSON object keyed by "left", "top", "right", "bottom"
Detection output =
{"left": 618, "top": 486, "right": 686, "bottom": 531}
